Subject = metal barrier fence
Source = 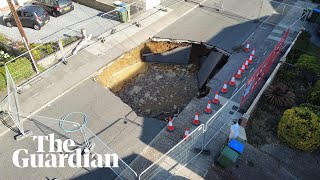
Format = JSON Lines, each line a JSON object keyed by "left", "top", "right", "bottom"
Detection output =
{"left": 83, "top": 125, "right": 138, "bottom": 180}
{"left": 139, "top": 124, "right": 205, "bottom": 180}
{"left": 139, "top": 85, "right": 246, "bottom": 180}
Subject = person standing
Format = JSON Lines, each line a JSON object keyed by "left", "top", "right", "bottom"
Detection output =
{"left": 228, "top": 119, "right": 240, "bottom": 142}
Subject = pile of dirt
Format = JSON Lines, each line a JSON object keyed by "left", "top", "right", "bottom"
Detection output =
{"left": 115, "top": 63, "right": 199, "bottom": 118}
{"left": 144, "top": 41, "right": 188, "bottom": 54}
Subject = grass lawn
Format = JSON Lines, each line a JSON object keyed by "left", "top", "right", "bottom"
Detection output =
{"left": 0, "top": 58, "right": 42, "bottom": 91}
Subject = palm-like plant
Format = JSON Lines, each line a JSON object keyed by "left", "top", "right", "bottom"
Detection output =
{"left": 265, "top": 83, "right": 295, "bottom": 107}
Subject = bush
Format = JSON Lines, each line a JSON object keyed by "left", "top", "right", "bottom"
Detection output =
{"left": 295, "top": 54, "right": 320, "bottom": 75}
{"left": 278, "top": 107, "right": 320, "bottom": 152}
{"left": 45, "top": 44, "right": 54, "bottom": 54}
{"left": 309, "top": 81, "right": 320, "bottom": 106}
{"left": 265, "top": 83, "right": 295, "bottom": 107}
{"left": 300, "top": 103, "right": 320, "bottom": 117}
{"left": 31, "top": 49, "right": 41, "bottom": 61}
{"left": 287, "top": 32, "right": 320, "bottom": 64}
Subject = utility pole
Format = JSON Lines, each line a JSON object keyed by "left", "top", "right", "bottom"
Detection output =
{"left": 6, "top": 0, "right": 39, "bottom": 73}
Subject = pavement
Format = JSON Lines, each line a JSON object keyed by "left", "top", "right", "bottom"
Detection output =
{"left": 206, "top": 143, "right": 320, "bottom": 180}
{"left": 0, "top": 79, "right": 166, "bottom": 179}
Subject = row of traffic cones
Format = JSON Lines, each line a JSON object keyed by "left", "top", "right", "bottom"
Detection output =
{"left": 166, "top": 112, "right": 200, "bottom": 140}
{"left": 236, "top": 42, "right": 256, "bottom": 79}
{"left": 167, "top": 118, "right": 190, "bottom": 140}
{"left": 167, "top": 43, "right": 257, "bottom": 140}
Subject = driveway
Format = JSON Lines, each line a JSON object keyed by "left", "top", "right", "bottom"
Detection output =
{"left": 0, "top": 2, "right": 120, "bottom": 43}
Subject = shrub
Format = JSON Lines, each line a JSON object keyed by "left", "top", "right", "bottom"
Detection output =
{"left": 295, "top": 54, "right": 320, "bottom": 75}
{"left": 300, "top": 103, "right": 320, "bottom": 117}
{"left": 278, "top": 107, "right": 320, "bottom": 152}
{"left": 31, "top": 49, "right": 41, "bottom": 61}
{"left": 275, "top": 68, "right": 299, "bottom": 82}
{"left": 45, "top": 44, "right": 54, "bottom": 54}
{"left": 265, "top": 83, "right": 295, "bottom": 107}
{"left": 309, "top": 80, "right": 320, "bottom": 106}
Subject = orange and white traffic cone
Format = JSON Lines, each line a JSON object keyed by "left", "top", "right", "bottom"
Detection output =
{"left": 229, "top": 75, "right": 236, "bottom": 86}
{"left": 193, "top": 112, "right": 200, "bottom": 126}
{"left": 221, "top": 81, "right": 228, "bottom": 93}
{"left": 167, "top": 118, "right": 174, "bottom": 132}
{"left": 244, "top": 60, "right": 249, "bottom": 69}
{"left": 183, "top": 128, "right": 189, "bottom": 140}
{"left": 213, "top": 91, "right": 220, "bottom": 104}
{"left": 205, "top": 100, "right": 212, "bottom": 114}
{"left": 245, "top": 41, "right": 250, "bottom": 52}
{"left": 247, "top": 55, "right": 253, "bottom": 64}
{"left": 236, "top": 69, "right": 242, "bottom": 79}
{"left": 250, "top": 48, "right": 256, "bottom": 58}
{"left": 240, "top": 64, "right": 245, "bottom": 73}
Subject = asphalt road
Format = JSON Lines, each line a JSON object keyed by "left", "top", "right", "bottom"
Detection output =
{"left": 0, "top": 79, "right": 166, "bottom": 179}
{"left": 155, "top": 0, "right": 290, "bottom": 52}
{"left": 0, "top": 2, "right": 120, "bottom": 43}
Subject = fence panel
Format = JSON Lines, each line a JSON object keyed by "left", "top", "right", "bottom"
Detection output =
{"left": 204, "top": 84, "right": 245, "bottom": 146}
{"left": 139, "top": 124, "right": 204, "bottom": 180}
{"left": 83, "top": 125, "right": 138, "bottom": 180}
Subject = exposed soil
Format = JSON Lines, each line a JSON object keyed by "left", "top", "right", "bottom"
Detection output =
{"left": 115, "top": 63, "right": 198, "bottom": 119}
{"left": 96, "top": 41, "right": 189, "bottom": 92}
{"left": 96, "top": 41, "right": 201, "bottom": 119}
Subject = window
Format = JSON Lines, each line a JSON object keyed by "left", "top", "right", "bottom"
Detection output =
{"left": 23, "top": 12, "right": 33, "bottom": 17}
{"left": 16, "top": 11, "right": 22, "bottom": 17}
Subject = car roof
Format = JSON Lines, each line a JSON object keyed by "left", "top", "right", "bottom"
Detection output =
{"left": 17, "top": 5, "right": 43, "bottom": 12}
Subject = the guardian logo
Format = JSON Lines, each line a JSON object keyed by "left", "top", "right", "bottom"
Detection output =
{"left": 12, "top": 134, "right": 119, "bottom": 168}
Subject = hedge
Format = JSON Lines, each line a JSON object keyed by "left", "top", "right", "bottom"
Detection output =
{"left": 309, "top": 80, "right": 320, "bottom": 106}
{"left": 295, "top": 54, "right": 320, "bottom": 75}
{"left": 278, "top": 107, "right": 320, "bottom": 152}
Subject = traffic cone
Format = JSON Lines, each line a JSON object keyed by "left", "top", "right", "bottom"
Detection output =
{"left": 244, "top": 60, "right": 249, "bottom": 69}
{"left": 183, "top": 128, "right": 189, "bottom": 140}
{"left": 247, "top": 55, "right": 253, "bottom": 64}
{"left": 245, "top": 41, "right": 250, "bottom": 52}
{"left": 236, "top": 69, "right": 242, "bottom": 79}
{"left": 250, "top": 48, "right": 256, "bottom": 58}
{"left": 167, "top": 118, "right": 174, "bottom": 132}
{"left": 213, "top": 91, "right": 220, "bottom": 104}
{"left": 205, "top": 100, "right": 212, "bottom": 114}
{"left": 229, "top": 75, "right": 236, "bottom": 86}
{"left": 240, "top": 64, "right": 245, "bottom": 73}
{"left": 193, "top": 112, "right": 200, "bottom": 126}
{"left": 221, "top": 81, "right": 228, "bottom": 94}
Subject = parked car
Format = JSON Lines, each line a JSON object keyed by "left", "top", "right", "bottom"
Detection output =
{"left": 32, "top": 0, "right": 74, "bottom": 17}
{"left": 3, "top": 5, "right": 50, "bottom": 30}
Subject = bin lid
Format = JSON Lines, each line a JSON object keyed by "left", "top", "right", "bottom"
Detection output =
{"left": 113, "top": 1, "right": 126, "bottom": 7}
{"left": 220, "top": 146, "right": 239, "bottom": 162}
{"left": 228, "top": 139, "right": 245, "bottom": 154}
{"left": 116, "top": 7, "right": 126, "bottom": 13}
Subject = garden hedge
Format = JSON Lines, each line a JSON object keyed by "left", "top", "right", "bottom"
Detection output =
{"left": 309, "top": 80, "right": 320, "bottom": 106}
{"left": 278, "top": 107, "right": 320, "bottom": 152}
{"left": 295, "top": 54, "right": 320, "bottom": 75}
